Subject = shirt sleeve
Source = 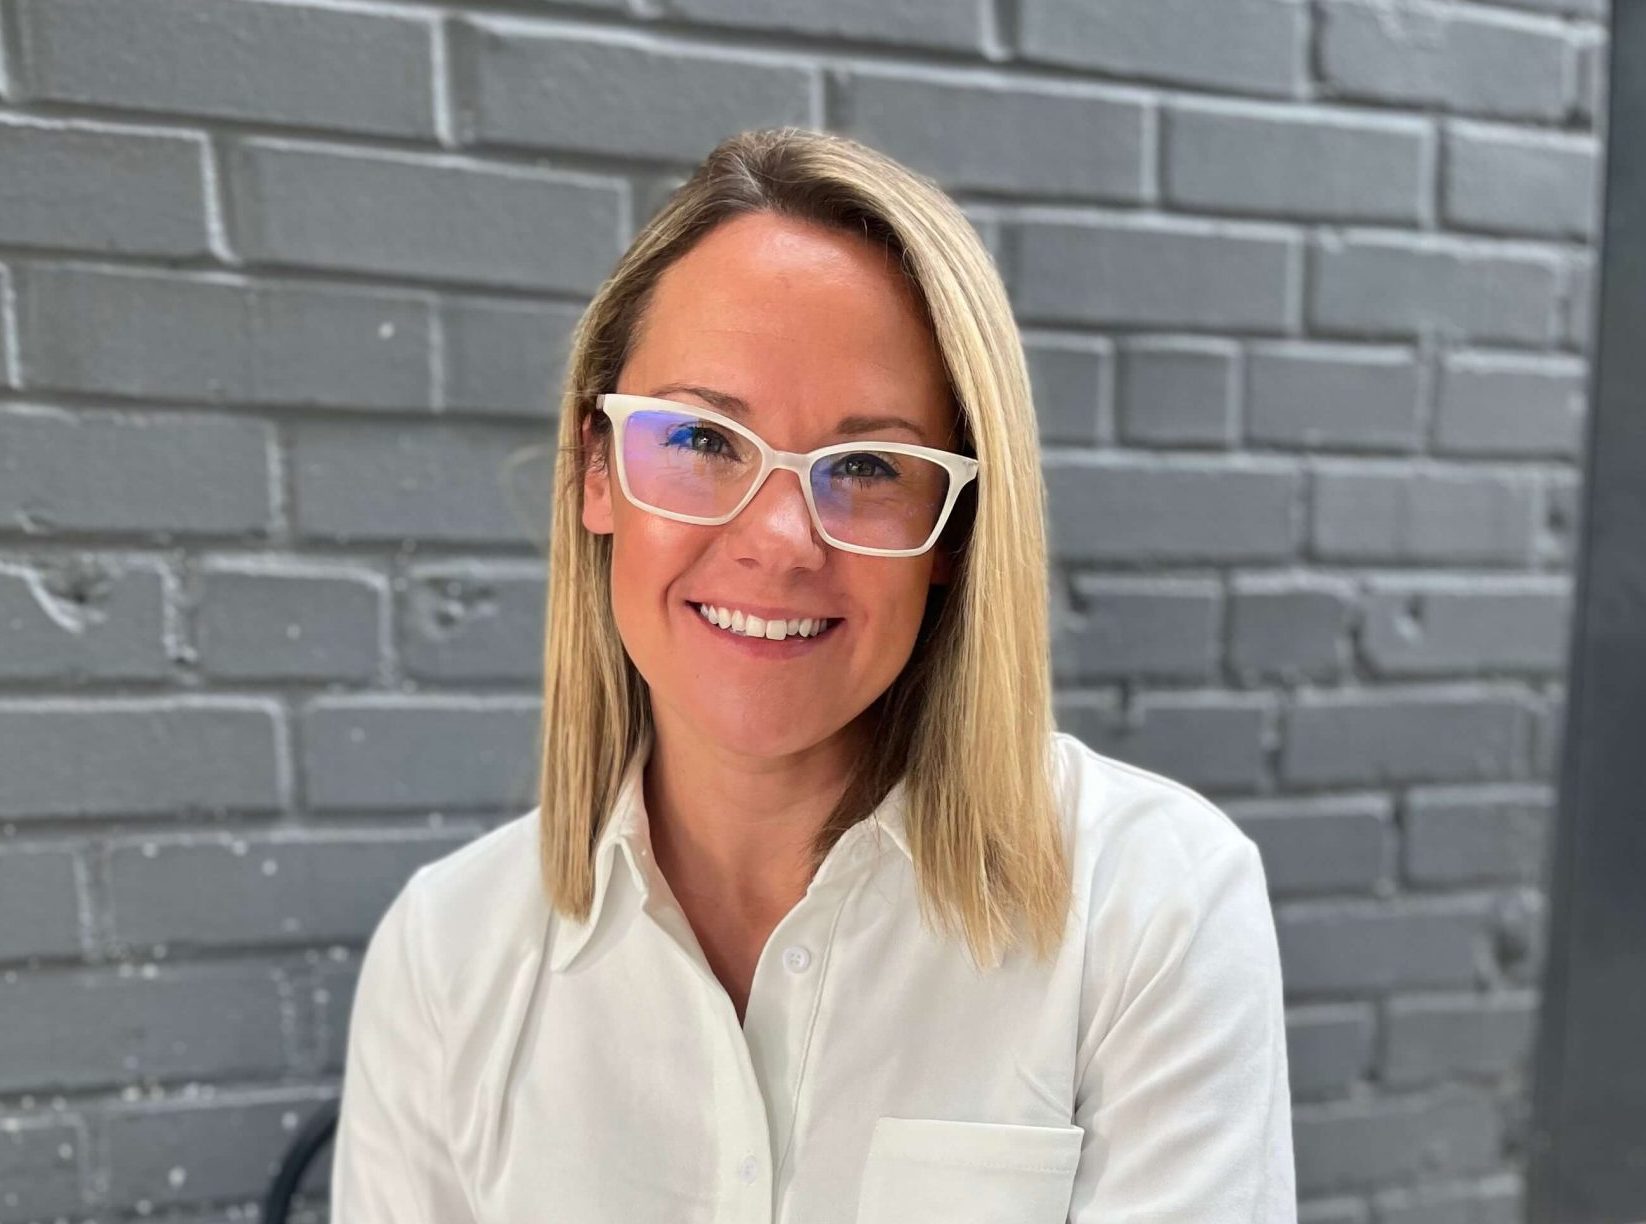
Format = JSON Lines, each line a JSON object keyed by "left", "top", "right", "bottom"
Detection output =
{"left": 1067, "top": 835, "right": 1297, "bottom": 1223}
{"left": 331, "top": 869, "right": 480, "bottom": 1224}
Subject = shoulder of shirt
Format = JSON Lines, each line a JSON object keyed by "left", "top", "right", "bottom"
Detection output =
{"left": 389, "top": 809, "right": 546, "bottom": 1000}
{"left": 1050, "top": 729, "right": 1262, "bottom": 918}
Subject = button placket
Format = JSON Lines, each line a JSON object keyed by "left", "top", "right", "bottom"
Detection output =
{"left": 741, "top": 868, "right": 869, "bottom": 1205}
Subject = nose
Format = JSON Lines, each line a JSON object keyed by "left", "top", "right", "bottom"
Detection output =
{"left": 726, "top": 463, "right": 827, "bottom": 560}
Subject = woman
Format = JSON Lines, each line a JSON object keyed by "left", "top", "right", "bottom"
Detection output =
{"left": 332, "top": 126, "right": 1296, "bottom": 1223}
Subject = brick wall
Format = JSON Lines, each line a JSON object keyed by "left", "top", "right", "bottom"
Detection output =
{"left": 0, "top": 0, "right": 1606, "bottom": 1219}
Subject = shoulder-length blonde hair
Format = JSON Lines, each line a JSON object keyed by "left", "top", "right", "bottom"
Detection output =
{"left": 537, "top": 125, "right": 1068, "bottom": 970}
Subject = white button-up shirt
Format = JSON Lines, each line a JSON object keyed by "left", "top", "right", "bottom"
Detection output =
{"left": 331, "top": 730, "right": 1297, "bottom": 1223}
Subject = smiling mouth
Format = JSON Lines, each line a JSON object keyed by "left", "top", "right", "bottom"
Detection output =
{"left": 687, "top": 601, "right": 842, "bottom": 642}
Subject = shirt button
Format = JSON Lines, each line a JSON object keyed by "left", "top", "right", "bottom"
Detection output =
{"left": 738, "top": 1154, "right": 759, "bottom": 1184}
{"left": 782, "top": 945, "right": 812, "bottom": 973}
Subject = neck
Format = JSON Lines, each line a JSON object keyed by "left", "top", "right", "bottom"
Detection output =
{"left": 641, "top": 712, "right": 869, "bottom": 919}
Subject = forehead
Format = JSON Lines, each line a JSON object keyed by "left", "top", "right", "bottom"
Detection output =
{"left": 624, "top": 214, "right": 952, "bottom": 420}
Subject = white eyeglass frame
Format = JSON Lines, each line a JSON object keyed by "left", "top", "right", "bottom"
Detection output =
{"left": 594, "top": 393, "right": 980, "bottom": 558}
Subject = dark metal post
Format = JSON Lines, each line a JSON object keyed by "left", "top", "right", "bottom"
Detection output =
{"left": 1527, "top": 2, "right": 1646, "bottom": 1220}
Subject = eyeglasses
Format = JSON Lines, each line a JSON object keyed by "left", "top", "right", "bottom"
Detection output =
{"left": 594, "top": 393, "right": 979, "bottom": 558}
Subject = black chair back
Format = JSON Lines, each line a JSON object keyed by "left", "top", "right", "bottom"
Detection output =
{"left": 262, "top": 1101, "right": 340, "bottom": 1224}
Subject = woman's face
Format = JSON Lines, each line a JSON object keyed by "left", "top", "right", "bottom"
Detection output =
{"left": 582, "top": 211, "right": 959, "bottom": 761}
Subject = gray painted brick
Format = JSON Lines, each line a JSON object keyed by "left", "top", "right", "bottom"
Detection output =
{"left": 0, "top": 698, "right": 286, "bottom": 821}
{"left": 1486, "top": 0, "right": 1605, "bottom": 14}
{"left": 1247, "top": 343, "right": 1422, "bottom": 451}
{"left": 300, "top": 695, "right": 540, "bottom": 812}
{"left": 102, "top": 1089, "right": 335, "bottom": 1213}
{"left": 1573, "top": 28, "right": 1607, "bottom": 129}
{"left": 290, "top": 421, "right": 542, "bottom": 545}
{"left": 1287, "top": 1003, "right": 1376, "bottom": 1098}
{"left": 1057, "top": 693, "right": 1269, "bottom": 791}
{"left": 0, "top": 1114, "right": 84, "bottom": 1221}
{"left": 1564, "top": 253, "right": 1597, "bottom": 353}
{"left": 0, "top": 844, "right": 83, "bottom": 961}
{"left": 0, "top": 263, "right": 12, "bottom": 388}
{"left": 1301, "top": 1201, "right": 1371, "bottom": 1224}
{"left": 402, "top": 560, "right": 547, "bottom": 683}
{"left": 0, "top": 117, "right": 207, "bottom": 256}
{"left": 1227, "top": 797, "right": 1392, "bottom": 896}
{"left": 1382, "top": 992, "right": 1537, "bottom": 1087}
{"left": 14, "top": 263, "right": 434, "bottom": 410}
{"left": 1013, "top": 216, "right": 1298, "bottom": 332}
{"left": 836, "top": 68, "right": 1148, "bottom": 201}
{"left": 1277, "top": 687, "right": 1534, "bottom": 783}
{"left": 452, "top": 22, "right": 815, "bottom": 163}
{"left": 1532, "top": 690, "right": 1566, "bottom": 780}
{"left": 1311, "top": 466, "right": 1538, "bottom": 564}
{"left": 1293, "top": 1091, "right": 1502, "bottom": 1194}
{"left": 1310, "top": 233, "right": 1561, "bottom": 345}
{"left": 1360, "top": 576, "right": 1571, "bottom": 676}
{"left": 107, "top": 829, "right": 474, "bottom": 951}
{"left": 1444, "top": 122, "right": 1601, "bottom": 239}
{"left": 12, "top": 0, "right": 437, "bottom": 138}
{"left": 441, "top": 296, "right": 581, "bottom": 418}
{"left": 1228, "top": 574, "right": 1357, "bottom": 683}
{"left": 316, "top": 961, "right": 361, "bottom": 1073}
{"left": 0, "top": 965, "right": 289, "bottom": 1092}
{"left": 1404, "top": 786, "right": 1551, "bottom": 887}
{"left": 1018, "top": 0, "right": 1305, "bottom": 96}
{"left": 0, "top": 556, "right": 171, "bottom": 682}
{"left": 1282, "top": 689, "right": 1533, "bottom": 787}
{"left": 0, "top": 406, "right": 273, "bottom": 539}
{"left": 1318, "top": 0, "right": 1571, "bottom": 121}
{"left": 195, "top": 561, "right": 386, "bottom": 683}
{"left": 1116, "top": 338, "right": 1239, "bottom": 446}
{"left": 1435, "top": 351, "right": 1586, "bottom": 459}
{"left": 1494, "top": 886, "right": 1548, "bottom": 988}
{"left": 1053, "top": 575, "right": 1220, "bottom": 681}
{"left": 1023, "top": 334, "right": 1111, "bottom": 445}
{"left": 1373, "top": 1174, "right": 1523, "bottom": 1224}
{"left": 1164, "top": 101, "right": 1429, "bottom": 223}
{"left": 1046, "top": 457, "right": 1299, "bottom": 562}
{"left": 1276, "top": 897, "right": 1496, "bottom": 996}
{"left": 663, "top": 0, "right": 985, "bottom": 52}
{"left": 224, "top": 138, "right": 624, "bottom": 292}
{"left": 1537, "top": 470, "right": 1583, "bottom": 569}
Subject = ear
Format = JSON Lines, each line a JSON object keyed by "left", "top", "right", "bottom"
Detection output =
{"left": 580, "top": 415, "right": 614, "bottom": 536}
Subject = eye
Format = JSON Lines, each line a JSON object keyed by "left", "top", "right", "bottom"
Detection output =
{"left": 829, "top": 452, "right": 901, "bottom": 482}
{"left": 662, "top": 423, "right": 738, "bottom": 458}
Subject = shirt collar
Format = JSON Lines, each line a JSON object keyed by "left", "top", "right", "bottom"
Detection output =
{"left": 548, "top": 729, "right": 912, "bottom": 973}
{"left": 547, "top": 729, "right": 655, "bottom": 973}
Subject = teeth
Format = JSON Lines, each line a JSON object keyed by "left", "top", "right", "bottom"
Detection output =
{"left": 696, "top": 603, "right": 833, "bottom": 641}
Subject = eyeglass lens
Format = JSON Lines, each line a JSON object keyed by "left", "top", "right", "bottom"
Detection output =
{"left": 619, "top": 406, "right": 952, "bottom": 551}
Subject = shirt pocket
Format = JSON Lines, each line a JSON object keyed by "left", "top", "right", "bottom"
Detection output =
{"left": 854, "top": 1116, "right": 1084, "bottom": 1224}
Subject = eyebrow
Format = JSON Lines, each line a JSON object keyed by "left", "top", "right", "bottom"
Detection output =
{"left": 645, "top": 383, "right": 932, "bottom": 443}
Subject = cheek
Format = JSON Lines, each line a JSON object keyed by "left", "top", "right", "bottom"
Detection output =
{"left": 606, "top": 506, "right": 696, "bottom": 630}
{"left": 849, "top": 557, "right": 937, "bottom": 647}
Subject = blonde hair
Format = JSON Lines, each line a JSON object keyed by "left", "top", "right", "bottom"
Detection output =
{"left": 536, "top": 126, "right": 1069, "bottom": 970}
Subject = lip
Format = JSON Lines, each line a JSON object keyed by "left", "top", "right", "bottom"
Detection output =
{"left": 682, "top": 600, "right": 843, "bottom": 657}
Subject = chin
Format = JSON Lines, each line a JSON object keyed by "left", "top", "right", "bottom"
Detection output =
{"left": 692, "top": 703, "right": 835, "bottom": 757}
